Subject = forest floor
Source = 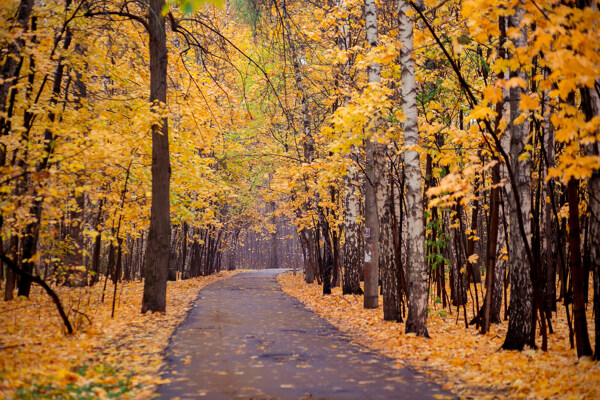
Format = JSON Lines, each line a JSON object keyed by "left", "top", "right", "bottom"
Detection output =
{"left": 0, "top": 270, "right": 241, "bottom": 399}
{"left": 278, "top": 272, "right": 600, "bottom": 400}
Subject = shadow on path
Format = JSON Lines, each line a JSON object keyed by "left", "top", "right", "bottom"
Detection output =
{"left": 157, "top": 269, "right": 456, "bottom": 399}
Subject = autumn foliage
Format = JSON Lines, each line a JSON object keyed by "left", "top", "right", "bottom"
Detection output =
{"left": 1, "top": 0, "right": 600, "bottom": 397}
{"left": 279, "top": 272, "right": 599, "bottom": 399}
{"left": 0, "top": 271, "right": 240, "bottom": 398}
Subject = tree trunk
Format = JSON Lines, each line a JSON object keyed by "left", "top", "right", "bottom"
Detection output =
{"left": 502, "top": 3, "right": 534, "bottom": 350}
{"left": 380, "top": 169, "right": 400, "bottom": 321}
{"left": 300, "top": 229, "right": 316, "bottom": 283}
{"left": 4, "top": 236, "right": 18, "bottom": 301}
{"left": 141, "top": 0, "right": 171, "bottom": 313}
{"left": 90, "top": 199, "right": 103, "bottom": 286}
{"left": 482, "top": 164, "right": 500, "bottom": 333}
{"left": 392, "top": 169, "right": 407, "bottom": 318}
{"left": 269, "top": 202, "right": 279, "bottom": 269}
{"left": 567, "top": 178, "right": 593, "bottom": 357}
{"left": 541, "top": 86, "right": 557, "bottom": 318}
{"left": 362, "top": 0, "right": 380, "bottom": 310}
{"left": 167, "top": 227, "right": 178, "bottom": 281}
{"left": 582, "top": 79, "right": 600, "bottom": 359}
{"left": 400, "top": 0, "right": 428, "bottom": 337}
{"left": 0, "top": 0, "right": 34, "bottom": 166}
{"left": 317, "top": 206, "right": 334, "bottom": 295}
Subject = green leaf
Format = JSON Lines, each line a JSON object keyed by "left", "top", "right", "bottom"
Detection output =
{"left": 174, "top": 0, "right": 226, "bottom": 15}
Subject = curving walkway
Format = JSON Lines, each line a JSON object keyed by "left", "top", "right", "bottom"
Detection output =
{"left": 157, "top": 269, "right": 455, "bottom": 400}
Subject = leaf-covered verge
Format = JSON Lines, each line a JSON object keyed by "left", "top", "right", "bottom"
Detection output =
{"left": 0, "top": 270, "right": 242, "bottom": 399}
{"left": 278, "top": 272, "right": 599, "bottom": 399}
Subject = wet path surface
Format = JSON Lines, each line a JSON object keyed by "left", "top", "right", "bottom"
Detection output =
{"left": 157, "top": 269, "right": 455, "bottom": 399}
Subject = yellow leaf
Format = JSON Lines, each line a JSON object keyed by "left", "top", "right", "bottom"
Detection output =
{"left": 519, "top": 94, "right": 539, "bottom": 111}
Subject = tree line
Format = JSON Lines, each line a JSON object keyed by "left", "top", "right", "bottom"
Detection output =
{"left": 0, "top": 0, "right": 599, "bottom": 362}
{"left": 248, "top": 0, "right": 599, "bottom": 359}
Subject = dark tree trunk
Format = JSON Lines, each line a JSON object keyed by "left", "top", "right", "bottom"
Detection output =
{"left": 363, "top": 0, "right": 380, "bottom": 310}
{"left": 381, "top": 170, "right": 400, "bottom": 321}
{"left": 317, "top": 207, "right": 334, "bottom": 295}
{"left": 482, "top": 164, "right": 500, "bottom": 333}
{"left": 0, "top": 0, "right": 34, "bottom": 166}
{"left": 502, "top": 5, "right": 535, "bottom": 351}
{"left": 269, "top": 202, "right": 279, "bottom": 269}
{"left": 567, "top": 178, "right": 593, "bottom": 357}
{"left": 300, "top": 229, "right": 316, "bottom": 283}
{"left": 141, "top": 0, "right": 171, "bottom": 313}
{"left": 392, "top": 165, "right": 406, "bottom": 316}
{"left": 332, "top": 224, "right": 340, "bottom": 287}
{"left": 580, "top": 71, "right": 600, "bottom": 358}
{"left": 4, "top": 236, "right": 18, "bottom": 301}
{"left": 90, "top": 200, "right": 103, "bottom": 285}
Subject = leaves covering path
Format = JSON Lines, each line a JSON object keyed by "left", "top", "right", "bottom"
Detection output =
{"left": 278, "top": 272, "right": 600, "bottom": 399}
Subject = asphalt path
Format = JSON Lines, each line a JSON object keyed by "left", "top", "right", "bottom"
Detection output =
{"left": 157, "top": 269, "right": 455, "bottom": 400}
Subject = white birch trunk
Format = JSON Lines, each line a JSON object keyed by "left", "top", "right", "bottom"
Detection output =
{"left": 399, "top": 0, "right": 428, "bottom": 337}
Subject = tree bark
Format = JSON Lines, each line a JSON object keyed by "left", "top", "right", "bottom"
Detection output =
{"left": 381, "top": 168, "right": 400, "bottom": 321}
{"left": 482, "top": 164, "right": 500, "bottom": 333}
{"left": 363, "top": 0, "right": 380, "bottom": 309}
{"left": 3, "top": 236, "right": 18, "bottom": 300}
{"left": 299, "top": 229, "right": 316, "bottom": 283}
{"left": 502, "top": 3, "right": 534, "bottom": 350}
{"left": 90, "top": 199, "right": 103, "bottom": 286}
{"left": 400, "top": 0, "right": 428, "bottom": 337}
{"left": 269, "top": 202, "right": 279, "bottom": 269}
{"left": 541, "top": 85, "right": 557, "bottom": 318}
{"left": 567, "top": 178, "right": 593, "bottom": 357}
{"left": 0, "top": 0, "right": 34, "bottom": 166}
{"left": 141, "top": 0, "right": 171, "bottom": 313}
{"left": 576, "top": 1, "right": 600, "bottom": 359}
{"left": 493, "top": 196, "right": 508, "bottom": 322}
{"left": 582, "top": 79, "right": 600, "bottom": 359}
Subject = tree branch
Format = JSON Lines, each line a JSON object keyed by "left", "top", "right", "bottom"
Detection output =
{"left": 409, "top": 0, "right": 535, "bottom": 272}
{"left": 0, "top": 253, "right": 73, "bottom": 334}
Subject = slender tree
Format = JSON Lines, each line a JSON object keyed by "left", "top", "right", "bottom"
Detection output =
{"left": 338, "top": 0, "right": 363, "bottom": 296}
{"left": 400, "top": 0, "right": 428, "bottom": 337}
{"left": 502, "top": 2, "right": 534, "bottom": 350}
{"left": 363, "top": 0, "right": 380, "bottom": 309}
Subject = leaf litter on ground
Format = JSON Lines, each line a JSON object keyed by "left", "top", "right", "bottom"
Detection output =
{"left": 278, "top": 272, "right": 600, "bottom": 400}
{"left": 0, "top": 270, "right": 241, "bottom": 399}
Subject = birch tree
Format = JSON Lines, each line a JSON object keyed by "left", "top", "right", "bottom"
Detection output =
{"left": 399, "top": 0, "right": 428, "bottom": 337}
